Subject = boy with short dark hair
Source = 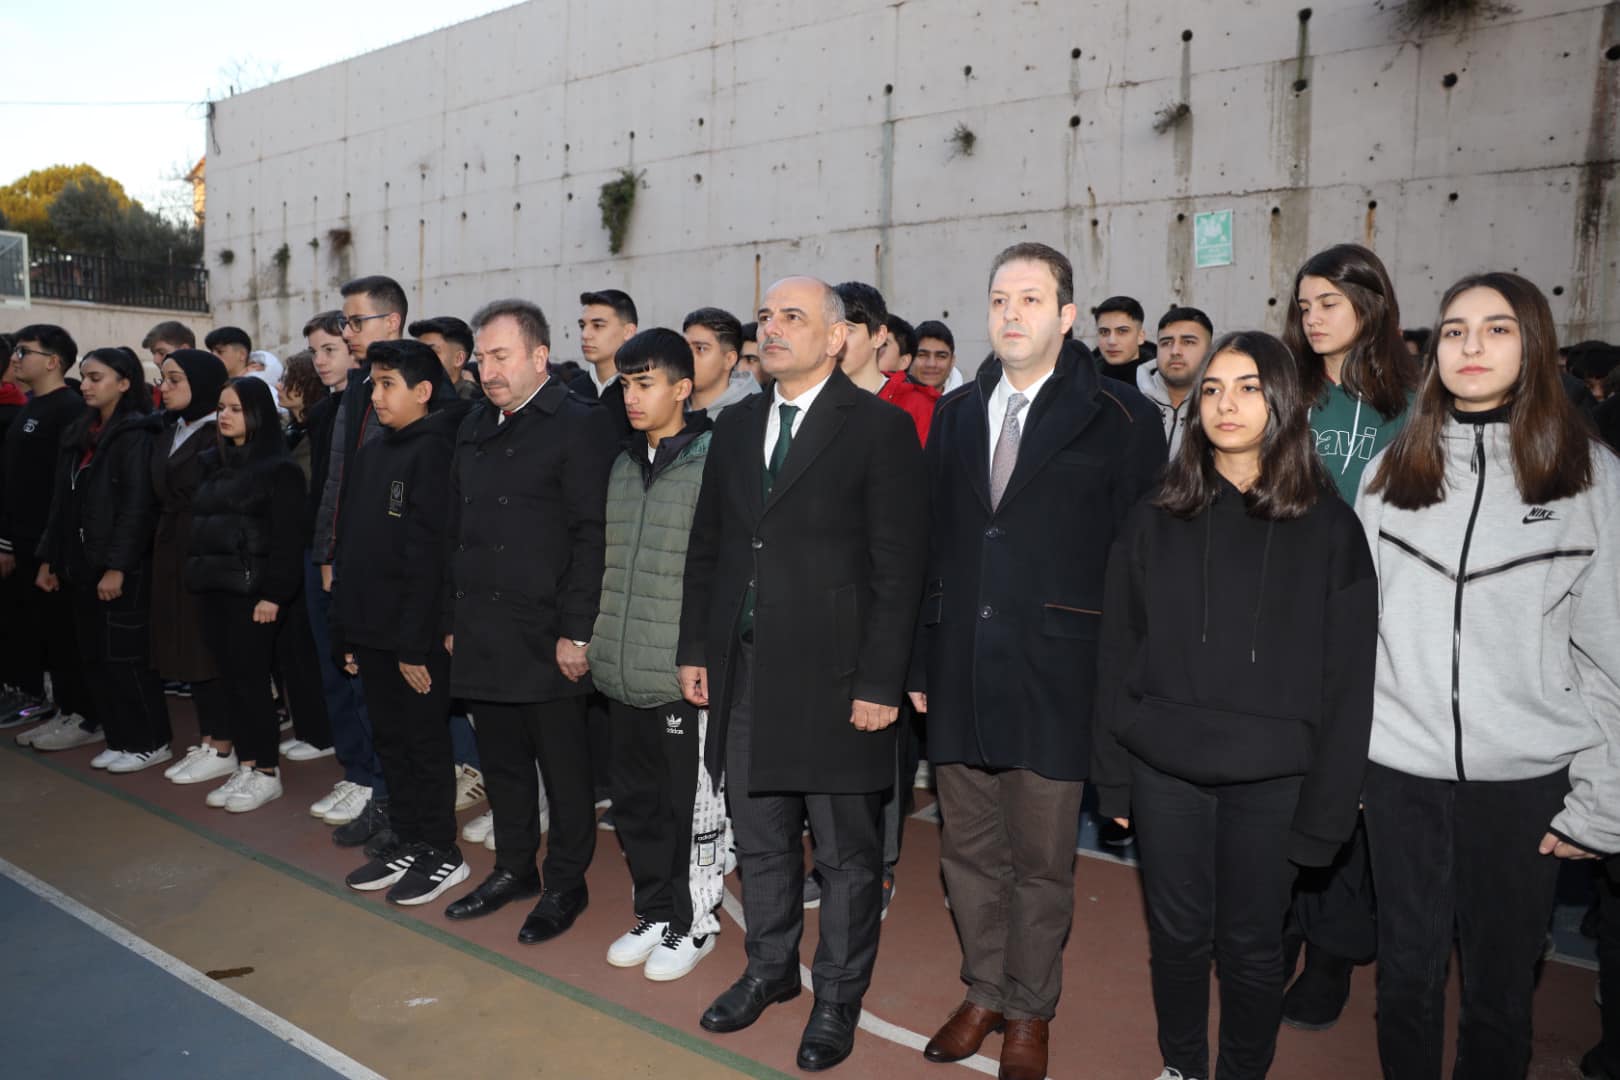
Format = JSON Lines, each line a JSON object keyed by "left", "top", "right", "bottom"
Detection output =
{"left": 589, "top": 327, "right": 724, "bottom": 982}
{"left": 203, "top": 326, "right": 253, "bottom": 377}
{"left": 331, "top": 339, "right": 469, "bottom": 906}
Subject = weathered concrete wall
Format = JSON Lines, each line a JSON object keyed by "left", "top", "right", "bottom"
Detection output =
{"left": 205, "top": 0, "right": 1620, "bottom": 362}
{"left": 6, "top": 299, "right": 215, "bottom": 358}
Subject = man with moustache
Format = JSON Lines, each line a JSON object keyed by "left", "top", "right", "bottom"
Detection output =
{"left": 678, "top": 276, "right": 926, "bottom": 1071}
{"left": 910, "top": 243, "right": 1165, "bottom": 1080}
{"left": 442, "top": 298, "right": 617, "bottom": 942}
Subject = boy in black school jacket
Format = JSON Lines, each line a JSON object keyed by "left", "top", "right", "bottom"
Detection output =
{"left": 331, "top": 341, "right": 470, "bottom": 906}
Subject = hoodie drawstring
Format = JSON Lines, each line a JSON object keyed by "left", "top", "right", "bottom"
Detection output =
{"left": 1250, "top": 519, "right": 1275, "bottom": 663}
{"left": 1200, "top": 509, "right": 1213, "bottom": 645}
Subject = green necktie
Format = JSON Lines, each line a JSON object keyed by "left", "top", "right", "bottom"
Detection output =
{"left": 764, "top": 402, "right": 799, "bottom": 497}
{"left": 743, "top": 402, "right": 800, "bottom": 640}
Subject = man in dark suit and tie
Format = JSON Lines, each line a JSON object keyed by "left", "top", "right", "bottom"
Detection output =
{"left": 909, "top": 244, "right": 1165, "bottom": 1080}
{"left": 678, "top": 276, "right": 927, "bottom": 1072}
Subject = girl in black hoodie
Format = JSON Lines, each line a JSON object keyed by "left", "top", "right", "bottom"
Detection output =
{"left": 1093, "top": 330, "right": 1378, "bottom": 1080}
{"left": 36, "top": 347, "right": 171, "bottom": 772}
{"left": 186, "top": 378, "right": 307, "bottom": 814}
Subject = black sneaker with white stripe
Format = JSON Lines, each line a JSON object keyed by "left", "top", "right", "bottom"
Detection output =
{"left": 387, "top": 844, "right": 470, "bottom": 906}
{"left": 345, "top": 844, "right": 416, "bottom": 892}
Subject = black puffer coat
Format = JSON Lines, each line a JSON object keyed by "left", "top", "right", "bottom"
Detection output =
{"left": 186, "top": 444, "right": 306, "bottom": 601}
{"left": 37, "top": 408, "right": 158, "bottom": 586}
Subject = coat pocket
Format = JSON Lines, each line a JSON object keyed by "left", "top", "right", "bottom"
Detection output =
{"left": 1041, "top": 602, "right": 1100, "bottom": 639}
{"left": 1120, "top": 695, "right": 1312, "bottom": 785}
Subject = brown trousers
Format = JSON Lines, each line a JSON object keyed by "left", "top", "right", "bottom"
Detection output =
{"left": 935, "top": 763, "right": 1084, "bottom": 1020}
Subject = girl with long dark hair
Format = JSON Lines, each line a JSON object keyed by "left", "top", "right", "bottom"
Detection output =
{"left": 185, "top": 377, "right": 308, "bottom": 812}
{"left": 35, "top": 347, "right": 172, "bottom": 771}
{"left": 1283, "top": 243, "right": 1417, "bottom": 501}
{"left": 1094, "top": 331, "right": 1378, "bottom": 1080}
{"left": 1357, "top": 272, "right": 1620, "bottom": 1078}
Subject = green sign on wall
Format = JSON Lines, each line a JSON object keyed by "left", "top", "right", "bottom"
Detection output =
{"left": 1194, "top": 210, "right": 1233, "bottom": 269}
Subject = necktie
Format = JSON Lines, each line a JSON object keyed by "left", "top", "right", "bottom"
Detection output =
{"left": 765, "top": 403, "right": 799, "bottom": 495}
{"left": 989, "top": 392, "right": 1028, "bottom": 509}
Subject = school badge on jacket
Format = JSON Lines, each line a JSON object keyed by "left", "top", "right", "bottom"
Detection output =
{"left": 388, "top": 480, "right": 405, "bottom": 517}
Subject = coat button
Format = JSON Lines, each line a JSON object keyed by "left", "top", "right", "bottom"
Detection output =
{"left": 505, "top": 448, "right": 515, "bottom": 457}
{"left": 457, "top": 544, "right": 465, "bottom": 552}
{"left": 751, "top": 537, "right": 763, "bottom": 550}
{"left": 463, "top": 496, "right": 472, "bottom": 504}
{"left": 492, "top": 591, "right": 502, "bottom": 600}
{"left": 498, "top": 496, "right": 509, "bottom": 505}
{"left": 979, "top": 605, "right": 994, "bottom": 619}
{"left": 475, "top": 449, "right": 485, "bottom": 458}
{"left": 748, "top": 578, "right": 756, "bottom": 589}
{"left": 494, "top": 543, "right": 505, "bottom": 552}
{"left": 455, "top": 590, "right": 465, "bottom": 599}
{"left": 984, "top": 526, "right": 1003, "bottom": 539}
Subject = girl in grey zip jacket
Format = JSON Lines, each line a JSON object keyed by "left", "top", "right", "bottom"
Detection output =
{"left": 1355, "top": 393, "right": 1620, "bottom": 857}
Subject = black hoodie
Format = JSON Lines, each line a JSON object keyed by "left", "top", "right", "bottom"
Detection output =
{"left": 330, "top": 397, "right": 469, "bottom": 664}
{"left": 1092, "top": 479, "right": 1378, "bottom": 866}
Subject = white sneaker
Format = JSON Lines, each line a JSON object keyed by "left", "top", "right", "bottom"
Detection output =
{"left": 90, "top": 746, "right": 123, "bottom": 769}
{"left": 107, "top": 745, "right": 173, "bottom": 774}
{"left": 225, "top": 769, "right": 282, "bottom": 813}
{"left": 644, "top": 928, "right": 716, "bottom": 981}
{"left": 321, "top": 783, "right": 372, "bottom": 825}
{"left": 310, "top": 780, "right": 359, "bottom": 818}
{"left": 172, "top": 746, "right": 238, "bottom": 784}
{"left": 1152, "top": 1069, "right": 1192, "bottom": 1080}
{"left": 207, "top": 766, "right": 253, "bottom": 808}
{"left": 165, "top": 745, "right": 206, "bottom": 779}
{"left": 284, "top": 740, "right": 335, "bottom": 762}
{"left": 32, "top": 714, "right": 104, "bottom": 751}
{"left": 454, "top": 764, "right": 487, "bottom": 811}
{"left": 607, "top": 917, "right": 670, "bottom": 967}
{"left": 461, "top": 809, "right": 495, "bottom": 844}
{"left": 15, "top": 715, "right": 61, "bottom": 747}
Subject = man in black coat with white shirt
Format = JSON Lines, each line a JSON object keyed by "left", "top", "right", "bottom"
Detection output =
{"left": 909, "top": 243, "right": 1166, "bottom": 1080}
{"left": 677, "top": 276, "right": 927, "bottom": 1072}
{"left": 440, "top": 298, "right": 618, "bottom": 944}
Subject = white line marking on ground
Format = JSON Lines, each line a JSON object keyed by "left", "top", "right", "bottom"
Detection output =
{"left": 0, "top": 855, "right": 386, "bottom": 1080}
{"left": 721, "top": 886, "right": 999, "bottom": 1076}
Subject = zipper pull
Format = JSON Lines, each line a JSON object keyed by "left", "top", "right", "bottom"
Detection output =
{"left": 1470, "top": 427, "right": 1483, "bottom": 474}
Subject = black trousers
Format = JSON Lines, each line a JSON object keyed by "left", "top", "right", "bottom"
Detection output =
{"left": 1131, "top": 758, "right": 1301, "bottom": 1080}
{"left": 1, "top": 561, "right": 45, "bottom": 696}
{"left": 1595, "top": 859, "right": 1620, "bottom": 1077}
{"left": 21, "top": 554, "right": 92, "bottom": 722}
{"left": 354, "top": 645, "right": 455, "bottom": 851}
{"left": 69, "top": 569, "right": 169, "bottom": 752}
{"left": 1288, "top": 817, "right": 1377, "bottom": 962}
{"left": 273, "top": 591, "right": 331, "bottom": 749}
{"left": 190, "top": 678, "right": 232, "bottom": 741}
{"left": 726, "top": 639, "right": 884, "bottom": 1005}
{"left": 470, "top": 696, "right": 596, "bottom": 891}
{"left": 198, "top": 593, "right": 281, "bottom": 768}
{"left": 1363, "top": 762, "right": 1568, "bottom": 1080}
{"left": 610, "top": 698, "right": 702, "bottom": 933}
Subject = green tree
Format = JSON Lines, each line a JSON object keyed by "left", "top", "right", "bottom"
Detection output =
{"left": 0, "top": 164, "right": 131, "bottom": 249}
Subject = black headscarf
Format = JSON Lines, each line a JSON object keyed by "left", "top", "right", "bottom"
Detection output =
{"left": 222, "top": 376, "right": 290, "bottom": 462}
{"left": 166, "top": 348, "right": 228, "bottom": 423}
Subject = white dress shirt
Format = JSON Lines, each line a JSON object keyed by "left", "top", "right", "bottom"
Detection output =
{"left": 762, "top": 368, "right": 834, "bottom": 466}
{"left": 985, "top": 365, "right": 1056, "bottom": 470}
{"left": 170, "top": 411, "right": 216, "bottom": 456}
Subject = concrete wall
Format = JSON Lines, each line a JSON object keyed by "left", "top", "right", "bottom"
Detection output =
{"left": 5, "top": 299, "right": 215, "bottom": 360}
{"left": 204, "top": 0, "right": 1620, "bottom": 363}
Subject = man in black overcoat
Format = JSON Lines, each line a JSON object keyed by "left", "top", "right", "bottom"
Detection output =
{"left": 909, "top": 244, "right": 1166, "bottom": 1080}
{"left": 677, "top": 276, "right": 927, "bottom": 1072}
{"left": 440, "top": 298, "right": 618, "bottom": 944}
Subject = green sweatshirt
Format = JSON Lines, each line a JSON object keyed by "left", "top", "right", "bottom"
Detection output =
{"left": 1311, "top": 381, "right": 1409, "bottom": 501}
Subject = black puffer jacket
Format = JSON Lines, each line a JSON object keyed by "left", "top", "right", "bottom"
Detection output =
{"left": 186, "top": 444, "right": 306, "bottom": 601}
{"left": 37, "top": 408, "right": 158, "bottom": 585}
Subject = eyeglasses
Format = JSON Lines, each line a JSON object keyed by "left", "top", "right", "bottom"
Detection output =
{"left": 339, "top": 313, "right": 390, "bottom": 332}
{"left": 10, "top": 346, "right": 52, "bottom": 362}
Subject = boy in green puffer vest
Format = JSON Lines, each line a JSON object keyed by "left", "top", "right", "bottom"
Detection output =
{"left": 587, "top": 328, "right": 724, "bottom": 982}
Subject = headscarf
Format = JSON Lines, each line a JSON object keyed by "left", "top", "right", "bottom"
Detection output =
{"left": 165, "top": 348, "right": 228, "bottom": 423}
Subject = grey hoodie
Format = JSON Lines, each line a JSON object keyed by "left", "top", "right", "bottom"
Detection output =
{"left": 695, "top": 368, "right": 762, "bottom": 419}
{"left": 1135, "top": 362, "right": 1193, "bottom": 457}
{"left": 1355, "top": 415, "right": 1620, "bottom": 853}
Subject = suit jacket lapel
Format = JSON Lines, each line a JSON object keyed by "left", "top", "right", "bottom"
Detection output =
{"left": 995, "top": 345, "right": 1102, "bottom": 511}
{"left": 740, "top": 392, "right": 770, "bottom": 521}
{"left": 959, "top": 360, "right": 997, "bottom": 513}
{"left": 762, "top": 368, "right": 855, "bottom": 515}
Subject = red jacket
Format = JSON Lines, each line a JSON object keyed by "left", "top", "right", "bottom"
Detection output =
{"left": 878, "top": 371, "right": 941, "bottom": 447}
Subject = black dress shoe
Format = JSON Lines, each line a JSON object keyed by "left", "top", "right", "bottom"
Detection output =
{"left": 444, "top": 868, "right": 541, "bottom": 920}
{"left": 700, "top": 973, "right": 802, "bottom": 1033}
{"left": 797, "top": 998, "right": 860, "bottom": 1071}
{"left": 517, "top": 886, "right": 588, "bottom": 944}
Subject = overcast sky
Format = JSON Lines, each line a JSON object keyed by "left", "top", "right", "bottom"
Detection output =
{"left": 1, "top": 0, "right": 519, "bottom": 215}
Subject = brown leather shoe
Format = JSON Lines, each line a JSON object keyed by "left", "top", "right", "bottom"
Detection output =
{"left": 923, "top": 1000, "right": 1004, "bottom": 1063}
{"left": 997, "top": 1018, "right": 1049, "bottom": 1080}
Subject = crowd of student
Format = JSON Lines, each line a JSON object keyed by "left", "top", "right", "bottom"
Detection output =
{"left": 0, "top": 239, "right": 1617, "bottom": 1080}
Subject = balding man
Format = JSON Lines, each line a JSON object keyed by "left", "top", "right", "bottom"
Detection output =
{"left": 678, "top": 277, "right": 927, "bottom": 1071}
